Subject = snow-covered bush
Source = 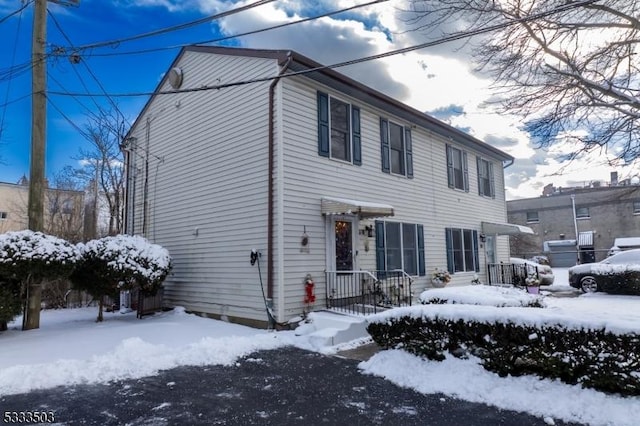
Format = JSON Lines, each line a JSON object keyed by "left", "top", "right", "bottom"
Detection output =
{"left": 71, "top": 235, "right": 171, "bottom": 321}
{"left": 419, "top": 285, "right": 546, "bottom": 308}
{"left": 367, "top": 306, "right": 640, "bottom": 396}
{"left": 0, "top": 230, "right": 80, "bottom": 280}
{"left": 0, "top": 231, "right": 80, "bottom": 329}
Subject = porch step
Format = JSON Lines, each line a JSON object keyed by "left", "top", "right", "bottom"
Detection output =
{"left": 294, "top": 311, "right": 369, "bottom": 348}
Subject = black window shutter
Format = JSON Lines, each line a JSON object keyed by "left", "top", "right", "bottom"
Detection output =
{"left": 375, "top": 221, "right": 386, "bottom": 272}
{"left": 472, "top": 230, "right": 480, "bottom": 272}
{"left": 405, "top": 128, "right": 414, "bottom": 178}
{"left": 446, "top": 145, "right": 454, "bottom": 188}
{"left": 352, "top": 106, "right": 362, "bottom": 166}
{"left": 476, "top": 157, "right": 483, "bottom": 196}
{"left": 463, "top": 151, "right": 469, "bottom": 192}
{"left": 489, "top": 161, "right": 495, "bottom": 198}
{"left": 445, "top": 228, "right": 454, "bottom": 274}
{"left": 317, "top": 91, "right": 330, "bottom": 157}
{"left": 417, "top": 224, "right": 425, "bottom": 276}
{"left": 380, "top": 118, "right": 390, "bottom": 173}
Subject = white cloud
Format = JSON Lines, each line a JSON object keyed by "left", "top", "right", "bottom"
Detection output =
{"left": 129, "top": 0, "right": 639, "bottom": 200}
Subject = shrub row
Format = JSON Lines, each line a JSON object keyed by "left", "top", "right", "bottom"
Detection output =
{"left": 0, "top": 231, "right": 171, "bottom": 325}
{"left": 367, "top": 312, "right": 640, "bottom": 396}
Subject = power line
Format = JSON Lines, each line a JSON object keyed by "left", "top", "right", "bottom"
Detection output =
{"left": 0, "top": 0, "right": 32, "bottom": 25}
{"left": 0, "top": 0, "right": 28, "bottom": 140}
{"left": 47, "top": 0, "right": 600, "bottom": 100}
{"left": 72, "top": 0, "right": 278, "bottom": 51}
{"left": 47, "top": 8, "right": 130, "bottom": 126}
{"left": 77, "top": 0, "right": 390, "bottom": 58}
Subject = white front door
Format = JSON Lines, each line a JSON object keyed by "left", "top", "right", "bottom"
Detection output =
{"left": 327, "top": 216, "right": 358, "bottom": 271}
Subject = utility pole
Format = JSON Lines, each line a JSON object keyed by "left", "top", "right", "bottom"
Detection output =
{"left": 28, "top": 0, "right": 47, "bottom": 233}
{"left": 24, "top": 0, "right": 81, "bottom": 331}
{"left": 23, "top": 0, "right": 48, "bottom": 331}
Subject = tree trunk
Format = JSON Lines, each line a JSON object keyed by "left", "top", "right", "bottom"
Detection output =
{"left": 0, "top": 321, "right": 7, "bottom": 331}
{"left": 22, "top": 279, "right": 42, "bottom": 330}
{"left": 97, "top": 295, "right": 104, "bottom": 322}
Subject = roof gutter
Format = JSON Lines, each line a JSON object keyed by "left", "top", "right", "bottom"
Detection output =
{"left": 503, "top": 158, "right": 515, "bottom": 169}
{"left": 267, "top": 52, "right": 292, "bottom": 301}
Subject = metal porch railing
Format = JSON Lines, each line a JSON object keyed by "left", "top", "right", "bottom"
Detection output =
{"left": 325, "top": 270, "right": 413, "bottom": 315}
{"left": 487, "top": 263, "right": 539, "bottom": 287}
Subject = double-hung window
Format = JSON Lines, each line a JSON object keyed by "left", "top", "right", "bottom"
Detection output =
{"left": 375, "top": 221, "right": 425, "bottom": 276}
{"left": 526, "top": 211, "right": 539, "bottom": 223}
{"left": 445, "top": 228, "right": 479, "bottom": 273}
{"left": 477, "top": 157, "right": 495, "bottom": 198}
{"left": 380, "top": 118, "right": 413, "bottom": 178}
{"left": 317, "top": 92, "right": 361, "bottom": 165}
{"left": 633, "top": 201, "right": 640, "bottom": 214}
{"left": 446, "top": 145, "right": 469, "bottom": 191}
{"left": 576, "top": 207, "right": 590, "bottom": 219}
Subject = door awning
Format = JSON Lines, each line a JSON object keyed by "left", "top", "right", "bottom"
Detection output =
{"left": 321, "top": 197, "right": 394, "bottom": 219}
{"left": 481, "top": 221, "right": 534, "bottom": 236}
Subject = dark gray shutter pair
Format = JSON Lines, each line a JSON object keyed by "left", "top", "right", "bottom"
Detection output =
{"left": 445, "top": 228, "right": 480, "bottom": 273}
{"left": 317, "top": 91, "right": 361, "bottom": 165}
{"left": 476, "top": 157, "right": 495, "bottom": 198}
{"left": 446, "top": 144, "right": 469, "bottom": 191}
{"left": 376, "top": 221, "right": 425, "bottom": 276}
{"left": 380, "top": 118, "right": 413, "bottom": 178}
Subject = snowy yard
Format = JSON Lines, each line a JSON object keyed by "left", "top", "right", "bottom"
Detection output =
{"left": 1, "top": 268, "right": 639, "bottom": 426}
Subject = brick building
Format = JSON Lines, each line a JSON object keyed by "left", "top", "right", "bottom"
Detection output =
{"left": 507, "top": 173, "right": 640, "bottom": 266}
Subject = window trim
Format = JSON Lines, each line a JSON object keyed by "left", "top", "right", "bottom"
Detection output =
{"left": 380, "top": 117, "right": 414, "bottom": 178}
{"left": 526, "top": 211, "right": 539, "bottom": 223}
{"left": 317, "top": 91, "right": 361, "bottom": 166}
{"left": 476, "top": 156, "right": 495, "bottom": 198}
{"left": 445, "top": 227, "right": 479, "bottom": 273}
{"left": 575, "top": 206, "right": 590, "bottom": 219}
{"left": 375, "top": 220, "right": 425, "bottom": 276}
{"left": 446, "top": 144, "right": 469, "bottom": 192}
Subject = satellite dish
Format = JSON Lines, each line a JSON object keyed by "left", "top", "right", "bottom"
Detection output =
{"left": 168, "top": 67, "right": 183, "bottom": 89}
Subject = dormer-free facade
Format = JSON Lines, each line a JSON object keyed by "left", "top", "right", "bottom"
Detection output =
{"left": 124, "top": 46, "right": 519, "bottom": 327}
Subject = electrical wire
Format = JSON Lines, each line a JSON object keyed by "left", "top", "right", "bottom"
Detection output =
{"left": 72, "top": 0, "right": 278, "bottom": 51}
{"left": 47, "top": 0, "right": 600, "bottom": 100}
{"left": 0, "top": 0, "right": 32, "bottom": 25}
{"left": 0, "top": 0, "right": 27, "bottom": 140}
{"left": 47, "top": 8, "right": 130, "bottom": 126}
{"left": 77, "top": 0, "right": 389, "bottom": 58}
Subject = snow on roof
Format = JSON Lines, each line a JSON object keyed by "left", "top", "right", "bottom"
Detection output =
{"left": 613, "top": 237, "right": 640, "bottom": 248}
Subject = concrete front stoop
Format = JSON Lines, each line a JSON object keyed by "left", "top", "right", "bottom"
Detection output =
{"left": 294, "top": 311, "right": 369, "bottom": 348}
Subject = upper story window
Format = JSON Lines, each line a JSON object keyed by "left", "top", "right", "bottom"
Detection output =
{"left": 317, "top": 91, "right": 361, "bottom": 165}
{"left": 380, "top": 118, "right": 414, "bottom": 178}
{"left": 633, "top": 201, "right": 640, "bottom": 214}
{"left": 0, "top": 211, "right": 7, "bottom": 220}
{"left": 477, "top": 157, "right": 495, "bottom": 198}
{"left": 526, "top": 211, "right": 539, "bottom": 223}
{"left": 576, "top": 206, "right": 590, "bottom": 219}
{"left": 446, "top": 144, "right": 469, "bottom": 191}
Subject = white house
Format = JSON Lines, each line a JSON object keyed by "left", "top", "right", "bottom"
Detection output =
{"left": 123, "top": 46, "right": 527, "bottom": 328}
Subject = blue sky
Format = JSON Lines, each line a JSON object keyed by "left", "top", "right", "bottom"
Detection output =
{"left": 0, "top": 0, "right": 633, "bottom": 199}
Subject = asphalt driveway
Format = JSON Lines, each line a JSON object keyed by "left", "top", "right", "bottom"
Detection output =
{"left": 0, "top": 347, "right": 582, "bottom": 425}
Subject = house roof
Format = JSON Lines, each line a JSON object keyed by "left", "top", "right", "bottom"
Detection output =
{"left": 128, "top": 45, "right": 513, "bottom": 163}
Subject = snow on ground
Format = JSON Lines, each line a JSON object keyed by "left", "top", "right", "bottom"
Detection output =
{"left": 1, "top": 268, "right": 639, "bottom": 426}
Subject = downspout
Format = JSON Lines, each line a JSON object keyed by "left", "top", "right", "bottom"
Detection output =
{"left": 268, "top": 52, "right": 292, "bottom": 302}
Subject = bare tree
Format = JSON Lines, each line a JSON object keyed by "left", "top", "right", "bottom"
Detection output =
{"left": 44, "top": 166, "right": 86, "bottom": 243}
{"left": 75, "top": 108, "right": 127, "bottom": 238}
{"left": 403, "top": 0, "right": 640, "bottom": 163}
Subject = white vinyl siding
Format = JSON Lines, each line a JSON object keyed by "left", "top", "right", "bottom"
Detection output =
{"left": 126, "top": 52, "right": 280, "bottom": 323}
